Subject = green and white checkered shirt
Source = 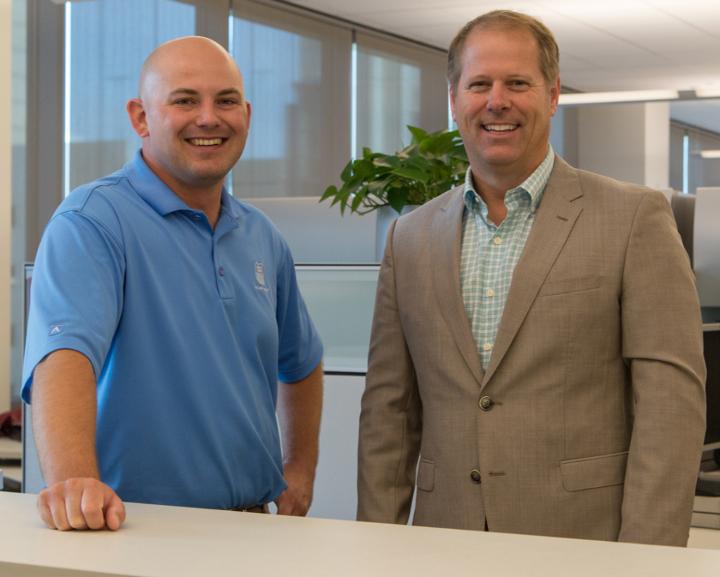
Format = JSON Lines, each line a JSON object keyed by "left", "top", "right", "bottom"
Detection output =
{"left": 460, "top": 148, "right": 555, "bottom": 369}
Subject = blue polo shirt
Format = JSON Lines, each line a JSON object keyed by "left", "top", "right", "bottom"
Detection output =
{"left": 22, "top": 151, "right": 323, "bottom": 509}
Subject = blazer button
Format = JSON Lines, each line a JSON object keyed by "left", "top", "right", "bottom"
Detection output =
{"left": 470, "top": 469, "right": 482, "bottom": 484}
{"left": 478, "top": 395, "right": 494, "bottom": 411}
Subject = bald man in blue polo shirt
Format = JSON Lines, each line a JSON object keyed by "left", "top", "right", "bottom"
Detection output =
{"left": 22, "top": 36, "right": 324, "bottom": 531}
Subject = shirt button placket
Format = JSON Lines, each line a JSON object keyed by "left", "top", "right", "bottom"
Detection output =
{"left": 214, "top": 239, "right": 231, "bottom": 299}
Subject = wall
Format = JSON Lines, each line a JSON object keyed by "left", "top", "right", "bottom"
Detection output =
{"left": 0, "top": 0, "right": 12, "bottom": 412}
{"left": 577, "top": 104, "right": 644, "bottom": 183}
{"left": 247, "top": 198, "right": 377, "bottom": 264}
{"left": 643, "top": 103, "right": 671, "bottom": 190}
{"left": 308, "top": 374, "right": 365, "bottom": 520}
{"left": 550, "top": 106, "right": 578, "bottom": 167}
{"left": 564, "top": 102, "right": 670, "bottom": 190}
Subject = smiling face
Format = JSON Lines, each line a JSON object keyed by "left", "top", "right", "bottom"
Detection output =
{"left": 450, "top": 26, "right": 559, "bottom": 187}
{"left": 127, "top": 37, "right": 251, "bottom": 198}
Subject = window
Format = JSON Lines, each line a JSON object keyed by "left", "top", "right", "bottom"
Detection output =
{"left": 356, "top": 32, "right": 448, "bottom": 156}
{"left": 23, "top": 0, "right": 451, "bottom": 272}
{"left": 230, "top": 0, "right": 351, "bottom": 199}
{"left": 228, "top": 2, "right": 448, "bottom": 264}
{"left": 670, "top": 118, "right": 720, "bottom": 195}
{"left": 66, "top": 0, "right": 196, "bottom": 193}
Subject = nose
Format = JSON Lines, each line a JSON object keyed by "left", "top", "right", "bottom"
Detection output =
{"left": 486, "top": 82, "right": 510, "bottom": 113}
{"left": 195, "top": 100, "right": 221, "bottom": 127}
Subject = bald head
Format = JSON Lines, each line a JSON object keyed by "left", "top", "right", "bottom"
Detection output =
{"left": 138, "top": 36, "right": 244, "bottom": 100}
{"left": 126, "top": 35, "right": 252, "bottom": 202}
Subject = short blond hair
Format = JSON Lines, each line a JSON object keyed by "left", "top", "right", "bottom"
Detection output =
{"left": 447, "top": 10, "right": 559, "bottom": 90}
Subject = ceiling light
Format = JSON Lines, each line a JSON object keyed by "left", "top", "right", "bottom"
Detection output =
{"left": 559, "top": 90, "right": 679, "bottom": 106}
{"left": 700, "top": 150, "right": 720, "bottom": 159}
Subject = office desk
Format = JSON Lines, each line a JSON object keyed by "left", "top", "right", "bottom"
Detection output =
{"left": 0, "top": 438, "right": 21, "bottom": 491}
{"left": 1, "top": 493, "right": 719, "bottom": 577}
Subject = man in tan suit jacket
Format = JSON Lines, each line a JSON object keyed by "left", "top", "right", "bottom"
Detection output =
{"left": 357, "top": 10, "right": 706, "bottom": 547}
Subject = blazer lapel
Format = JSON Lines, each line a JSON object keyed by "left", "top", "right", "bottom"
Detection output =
{"left": 481, "top": 158, "right": 584, "bottom": 388}
{"left": 431, "top": 186, "right": 485, "bottom": 386}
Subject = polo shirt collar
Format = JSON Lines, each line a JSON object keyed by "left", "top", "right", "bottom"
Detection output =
{"left": 220, "top": 189, "right": 240, "bottom": 220}
{"left": 126, "top": 150, "right": 238, "bottom": 222}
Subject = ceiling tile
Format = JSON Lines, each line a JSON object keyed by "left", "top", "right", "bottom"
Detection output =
{"left": 287, "top": 0, "right": 720, "bottom": 93}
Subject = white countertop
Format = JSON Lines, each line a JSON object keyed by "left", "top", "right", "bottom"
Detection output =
{"left": 1, "top": 492, "right": 720, "bottom": 577}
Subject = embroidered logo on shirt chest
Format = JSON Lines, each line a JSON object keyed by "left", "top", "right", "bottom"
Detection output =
{"left": 255, "top": 261, "right": 269, "bottom": 292}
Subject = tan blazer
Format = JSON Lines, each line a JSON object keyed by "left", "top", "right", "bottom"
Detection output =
{"left": 357, "top": 157, "right": 706, "bottom": 546}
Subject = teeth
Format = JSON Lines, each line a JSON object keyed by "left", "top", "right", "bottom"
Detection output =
{"left": 189, "top": 138, "right": 223, "bottom": 146}
{"left": 484, "top": 124, "right": 517, "bottom": 132}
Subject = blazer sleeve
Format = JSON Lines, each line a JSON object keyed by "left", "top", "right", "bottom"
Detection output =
{"left": 357, "top": 219, "right": 422, "bottom": 524}
{"left": 618, "top": 190, "right": 706, "bottom": 546}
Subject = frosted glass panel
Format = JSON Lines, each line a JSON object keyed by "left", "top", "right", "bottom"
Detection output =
{"left": 296, "top": 266, "right": 379, "bottom": 373}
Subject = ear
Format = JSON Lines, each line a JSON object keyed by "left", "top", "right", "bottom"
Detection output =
{"left": 549, "top": 77, "right": 561, "bottom": 116}
{"left": 245, "top": 100, "right": 253, "bottom": 129}
{"left": 127, "top": 98, "right": 149, "bottom": 138}
{"left": 449, "top": 87, "right": 458, "bottom": 123}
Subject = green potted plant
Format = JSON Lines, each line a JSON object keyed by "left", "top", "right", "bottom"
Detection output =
{"left": 321, "top": 125, "right": 469, "bottom": 216}
{"left": 321, "top": 125, "right": 469, "bottom": 259}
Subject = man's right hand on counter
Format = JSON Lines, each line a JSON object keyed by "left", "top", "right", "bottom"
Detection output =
{"left": 37, "top": 477, "right": 126, "bottom": 531}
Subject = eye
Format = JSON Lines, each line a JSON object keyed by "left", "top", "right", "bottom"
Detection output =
{"left": 172, "top": 97, "right": 196, "bottom": 106}
{"left": 467, "top": 80, "right": 491, "bottom": 92}
{"left": 217, "top": 98, "right": 241, "bottom": 107}
{"left": 507, "top": 79, "right": 531, "bottom": 91}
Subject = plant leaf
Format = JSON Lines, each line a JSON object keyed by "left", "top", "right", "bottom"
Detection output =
{"left": 387, "top": 188, "right": 409, "bottom": 213}
{"left": 407, "top": 125, "right": 428, "bottom": 145}
{"left": 391, "top": 165, "right": 430, "bottom": 184}
{"left": 320, "top": 185, "right": 338, "bottom": 202}
{"left": 324, "top": 126, "right": 468, "bottom": 215}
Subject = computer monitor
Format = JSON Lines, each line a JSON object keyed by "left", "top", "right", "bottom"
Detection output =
{"left": 703, "top": 325, "right": 720, "bottom": 451}
{"left": 694, "top": 188, "right": 720, "bottom": 312}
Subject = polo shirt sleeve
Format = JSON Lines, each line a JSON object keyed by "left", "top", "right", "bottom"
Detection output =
{"left": 275, "top": 244, "right": 323, "bottom": 383}
{"left": 22, "top": 210, "right": 125, "bottom": 402}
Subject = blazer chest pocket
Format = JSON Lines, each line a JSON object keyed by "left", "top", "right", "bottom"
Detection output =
{"left": 538, "top": 275, "right": 602, "bottom": 297}
{"left": 560, "top": 451, "right": 628, "bottom": 492}
{"left": 416, "top": 458, "right": 435, "bottom": 492}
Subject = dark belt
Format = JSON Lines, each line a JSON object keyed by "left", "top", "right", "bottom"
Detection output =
{"left": 230, "top": 504, "right": 269, "bottom": 513}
